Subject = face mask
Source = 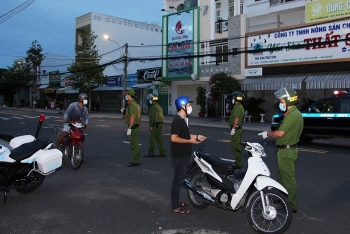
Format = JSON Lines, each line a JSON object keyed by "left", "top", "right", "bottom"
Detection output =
{"left": 83, "top": 100, "right": 88, "bottom": 105}
{"left": 186, "top": 106, "right": 193, "bottom": 115}
{"left": 232, "top": 99, "right": 235, "bottom": 105}
{"left": 279, "top": 103, "right": 286, "bottom": 112}
{"left": 149, "top": 100, "right": 152, "bottom": 105}
{"left": 125, "top": 96, "right": 128, "bottom": 101}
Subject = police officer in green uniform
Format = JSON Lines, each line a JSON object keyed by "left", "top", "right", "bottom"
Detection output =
{"left": 125, "top": 89, "right": 141, "bottom": 167}
{"left": 144, "top": 94, "right": 166, "bottom": 158}
{"left": 229, "top": 91, "right": 245, "bottom": 168}
{"left": 258, "top": 88, "right": 303, "bottom": 213}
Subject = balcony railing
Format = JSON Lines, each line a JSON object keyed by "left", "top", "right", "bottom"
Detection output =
{"left": 270, "top": 0, "right": 295, "bottom": 5}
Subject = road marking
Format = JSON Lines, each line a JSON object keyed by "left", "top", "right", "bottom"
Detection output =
{"left": 20, "top": 122, "right": 26, "bottom": 124}
{"left": 12, "top": 116, "right": 24, "bottom": 119}
{"left": 97, "top": 120, "right": 105, "bottom": 121}
{"left": 299, "top": 148, "right": 328, "bottom": 153}
{"left": 22, "top": 115, "right": 36, "bottom": 118}
{"left": 122, "top": 141, "right": 142, "bottom": 145}
{"left": 217, "top": 139, "right": 231, "bottom": 143}
{"left": 0, "top": 117, "right": 10, "bottom": 120}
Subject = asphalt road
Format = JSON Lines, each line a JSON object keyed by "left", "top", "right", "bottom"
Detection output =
{"left": 0, "top": 109, "right": 350, "bottom": 234}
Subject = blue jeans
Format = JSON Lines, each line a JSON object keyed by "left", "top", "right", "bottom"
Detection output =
{"left": 171, "top": 157, "right": 191, "bottom": 210}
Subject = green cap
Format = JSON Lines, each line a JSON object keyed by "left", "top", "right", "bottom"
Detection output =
{"left": 126, "top": 89, "right": 135, "bottom": 96}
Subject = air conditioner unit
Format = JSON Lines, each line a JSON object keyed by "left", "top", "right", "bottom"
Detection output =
{"left": 217, "top": 17, "right": 222, "bottom": 21}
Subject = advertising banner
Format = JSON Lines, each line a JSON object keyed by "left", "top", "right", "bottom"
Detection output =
{"left": 104, "top": 75, "right": 121, "bottom": 86}
{"left": 306, "top": 0, "right": 350, "bottom": 23}
{"left": 247, "top": 19, "right": 350, "bottom": 67}
{"left": 49, "top": 70, "right": 60, "bottom": 84}
{"left": 137, "top": 67, "right": 161, "bottom": 83}
{"left": 162, "top": 8, "right": 200, "bottom": 81}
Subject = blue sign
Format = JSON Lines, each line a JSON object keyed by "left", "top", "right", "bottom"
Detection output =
{"left": 104, "top": 75, "right": 121, "bottom": 86}
{"left": 121, "top": 74, "right": 138, "bottom": 87}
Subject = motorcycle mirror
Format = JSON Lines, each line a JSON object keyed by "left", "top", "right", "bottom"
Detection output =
{"left": 39, "top": 114, "right": 45, "bottom": 123}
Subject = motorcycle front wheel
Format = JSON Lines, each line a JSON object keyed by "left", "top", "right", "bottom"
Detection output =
{"left": 70, "top": 145, "right": 84, "bottom": 170}
{"left": 247, "top": 190, "right": 292, "bottom": 234}
{"left": 15, "top": 169, "right": 45, "bottom": 194}
{"left": 187, "top": 172, "right": 210, "bottom": 209}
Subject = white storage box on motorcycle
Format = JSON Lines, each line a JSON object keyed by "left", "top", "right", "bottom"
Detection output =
{"left": 36, "top": 149, "right": 62, "bottom": 173}
{"left": 9, "top": 135, "right": 35, "bottom": 149}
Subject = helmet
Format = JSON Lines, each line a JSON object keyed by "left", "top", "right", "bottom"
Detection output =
{"left": 78, "top": 93, "right": 88, "bottom": 100}
{"left": 146, "top": 94, "right": 158, "bottom": 101}
{"left": 231, "top": 91, "right": 245, "bottom": 102}
{"left": 175, "top": 96, "right": 193, "bottom": 109}
{"left": 274, "top": 88, "right": 298, "bottom": 106}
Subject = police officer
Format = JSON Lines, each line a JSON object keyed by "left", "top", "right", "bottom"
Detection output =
{"left": 125, "top": 89, "right": 141, "bottom": 167}
{"left": 229, "top": 91, "right": 245, "bottom": 168}
{"left": 144, "top": 94, "right": 166, "bottom": 158}
{"left": 258, "top": 88, "right": 303, "bottom": 213}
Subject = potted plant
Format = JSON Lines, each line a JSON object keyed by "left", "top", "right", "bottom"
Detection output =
{"left": 196, "top": 86, "right": 207, "bottom": 117}
{"left": 244, "top": 97, "right": 266, "bottom": 121}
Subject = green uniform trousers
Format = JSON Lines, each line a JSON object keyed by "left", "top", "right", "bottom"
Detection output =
{"left": 148, "top": 124, "right": 166, "bottom": 155}
{"left": 230, "top": 129, "right": 243, "bottom": 167}
{"left": 277, "top": 148, "right": 298, "bottom": 211}
{"left": 129, "top": 127, "right": 141, "bottom": 164}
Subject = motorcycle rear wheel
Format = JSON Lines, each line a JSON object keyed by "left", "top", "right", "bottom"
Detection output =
{"left": 15, "top": 170, "right": 45, "bottom": 194}
{"left": 187, "top": 172, "right": 210, "bottom": 209}
{"left": 70, "top": 145, "right": 84, "bottom": 170}
{"left": 247, "top": 190, "right": 292, "bottom": 234}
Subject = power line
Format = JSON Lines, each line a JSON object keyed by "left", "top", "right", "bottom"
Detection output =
{"left": 0, "top": 0, "right": 35, "bottom": 25}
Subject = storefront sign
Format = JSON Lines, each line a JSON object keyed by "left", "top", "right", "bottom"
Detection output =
{"left": 244, "top": 68, "right": 263, "bottom": 76}
{"left": 247, "top": 18, "right": 350, "bottom": 67}
{"left": 137, "top": 67, "right": 161, "bottom": 82}
{"left": 104, "top": 75, "right": 121, "bottom": 86}
{"left": 49, "top": 70, "right": 60, "bottom": 84}
{"left": 306, "top": 0, "right": 350, "bottom": 23}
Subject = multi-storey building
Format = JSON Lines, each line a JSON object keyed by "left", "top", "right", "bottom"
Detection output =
{"left": 75, "top": 12, "right": 162, "bottom": 112}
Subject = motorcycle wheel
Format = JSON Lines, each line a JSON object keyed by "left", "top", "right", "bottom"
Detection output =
{"left": 187, "top": 172, "right": 210, "bottom": 209}
{"left": 70, "top": 145, "right": 84, "bottom": 170}
{"left": 247, "top": 189, "right": 292, "bottom": 234}
{"left": 15, "top": 169, "right": 45, "bottom": 194}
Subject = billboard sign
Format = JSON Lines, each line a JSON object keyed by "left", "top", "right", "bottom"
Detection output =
{"left": 137, "top": 67, "right": 161, "bottom": 83}
{"left": 306, "top": 0, "right": 350, "bottom": 23}
{"left": 247, "top": 19, "right": 350, "bottom": 67}
{"left": 104, "top": 75, "right": 121, "bottom": 86}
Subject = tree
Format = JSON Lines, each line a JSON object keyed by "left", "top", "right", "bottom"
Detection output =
{"left": 196, "top": 86, "right": 207, "bottom": 115}
{"left": 68, "top": 29, "right": 107, "bottom": 111}
{"left": 25, "top": 40, "right": 45, "bottom": 110}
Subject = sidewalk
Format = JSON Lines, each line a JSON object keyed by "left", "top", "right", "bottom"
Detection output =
{"left": 0, "top": 106, "right": 271, "bottom": 132}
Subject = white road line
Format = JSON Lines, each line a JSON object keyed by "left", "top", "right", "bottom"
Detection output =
{"left": 12, "top": 116, "right": 24, "bottom": 119}
{"left": 19, "top": 122, "right": 26, "bottom": 124}
{"left": 122, "top": 141, "right": 142, "bottom": 145}
{"left": 0, "top": 117, "right": 10, "bottom": 120}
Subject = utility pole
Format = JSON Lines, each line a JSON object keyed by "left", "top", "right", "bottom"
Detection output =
{"left": 121, "top": 43, "right": 128, "bottom": 118}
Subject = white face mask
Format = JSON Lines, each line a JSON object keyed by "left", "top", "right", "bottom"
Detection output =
{"left": 232, "top": 99, "right": 235, "bottom": 105}
{"left": 186, "top": 106, "right": 193, "bottom": 115}
{"left": 83, "top": 100, "right": 88, "bottom": 105}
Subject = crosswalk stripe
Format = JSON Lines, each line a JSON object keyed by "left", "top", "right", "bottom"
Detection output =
{"left": 11, "top": 116, "right": 24, "bottom": 119}
{"left": 298, "top": 148, "right": 328, "bottom": 153}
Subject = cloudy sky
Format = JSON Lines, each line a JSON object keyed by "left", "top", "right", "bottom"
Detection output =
{"left": 0, "top": 0, "right": 164, "bottom": 68}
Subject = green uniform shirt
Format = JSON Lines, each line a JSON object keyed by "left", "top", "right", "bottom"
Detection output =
{"left": 125, "top": 100, "right": 141, "bottom": 125}
{"left": 149, "top": 102, "right": 164, "bottom": 127}
{"left": 229, "top": 102, "right": 244, "bottom": 127}
{"left": 276, "top": 106, "right": 303, "bottom": 145}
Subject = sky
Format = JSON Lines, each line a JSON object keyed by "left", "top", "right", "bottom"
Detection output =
{"left": 0, "top": 0, "right": 164, "bottom": 68}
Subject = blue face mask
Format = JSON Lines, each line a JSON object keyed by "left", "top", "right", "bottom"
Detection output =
{"left": 149, "top": 100, "right": 152, "bottom": 105}
{"left": 125, "top": 96, "right": 128, "bottom": 101}
{"left": 279, "top": 103, "right": 286, "bottom": 112}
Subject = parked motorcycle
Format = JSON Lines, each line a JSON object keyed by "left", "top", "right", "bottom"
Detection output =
{"left": 0, "top": 115, "right": 62, "bottom": 204}
{"left": 184, "top": 142, "right": 292, "bottom": 234}
{"left": 48, "top": 121, "right": 86, "bottom": 170}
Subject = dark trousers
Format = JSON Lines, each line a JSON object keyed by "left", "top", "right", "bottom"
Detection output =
{"left": 171, "top": 157, "right": 190, "bottom": 210}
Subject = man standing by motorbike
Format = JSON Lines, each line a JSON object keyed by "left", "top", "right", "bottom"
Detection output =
{"left": 144, "top": 94, "right": 166, "bottom": 158}
{"left": 55, "top": 93, "right": 89, "bottom": 152}
{"left": 170, "top": 95, "right": 206, "bottom": 214}
{"left": 258, "top": 88, "right": 303, "bottom": 213}
{"left": 125, "top": 89, "right": 141, "bottom": 167}
{"left": 229, "top": 91, "right": 245, "bottom": 168}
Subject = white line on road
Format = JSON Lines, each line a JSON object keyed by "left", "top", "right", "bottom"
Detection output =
{"left": 0, "top": 117, "right": 10, "bottom": 120}
{"left": 12, "top": 116, "right": 24, "bottom": 119}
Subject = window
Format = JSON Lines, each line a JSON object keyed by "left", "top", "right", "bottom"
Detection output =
{"left": 98, "top": 16, "right": 101, "bottom": 20}
{"left": 340, "top": 99, "right": 350, "bottom": 113}
{"left": 93, "top": 15, "right": 97, "bottom": 19}
{"left": 140, "top": 25, "right": 143, "bottom": 29}
{"left": 310, "top": 99, "right": 334, "bottom": 113}
{"left": 229, "top": 0, "right": 234, "bottom": 16}
{"left": 112, "top": 19, "right": 115, "bottom": 23}
{"left": 145, "top": 26, "right": 149, "bottom": 30}
{"left": 215, "top": 44, "right": 228, "bottom": 64}
{"left": 124, "top": 21, "right": 127, "bottom": 25}
{"left": 106, "top": 18, "right": 109, "bottom": 22}
{"left": 135, "top": 24, "right": 138, "bottom": 28}
{"left": 118, "top": 20, "right": 121, "bottom": 24}
{"left": 129, "top": 22, "right": 132, "bottom": 27}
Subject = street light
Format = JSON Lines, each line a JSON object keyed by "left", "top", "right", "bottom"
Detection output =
{"left": 104, "top": 35, "right": 128, "bottom": 115}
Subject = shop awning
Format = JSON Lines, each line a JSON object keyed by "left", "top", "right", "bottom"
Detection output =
{"left": 37, "top": 84, "right": 49, "bottom": 90}
{"left": 305, "top": 72, "right": 350, "bottom": 89}
{"left": 44, "top": 86, "right": 61, "bottom": 93}
{"left": 242, "top": 74, "right": 306, "bottom": 91}
{"left": 56, "top": 88, "right": 65, "bottom": 94}
{"left": 92, "top": 86, "right": 126, "bottom": 91}
{"left": 65, "top": 88, "right": 79, "bottom": 94}
{"left": 132, "top": 83, "right": 154, "bottom": 89}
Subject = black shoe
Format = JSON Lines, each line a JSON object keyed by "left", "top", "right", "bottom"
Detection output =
{"left": 156, "top": 154, "right": 166, "bottom": 157}
{"left": 144, "top": 154, "right": 155, "bottom": 157}
{"left": 127, "top": 162, "right": 140, "bottom": 167}
{"left": 292, "top": 210, "right": 297, "bottom": 213}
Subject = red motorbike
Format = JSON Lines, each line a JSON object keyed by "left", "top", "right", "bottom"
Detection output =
{"left": 48, "top": 121, "right": 86, "bottom": 170}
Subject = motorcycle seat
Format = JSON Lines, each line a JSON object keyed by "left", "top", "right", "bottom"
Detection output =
{"left": 10, "top": 138, "right": 52, "bottom": 162}
{"left": 195, "top": 151, "right": 238, "bottom": 170}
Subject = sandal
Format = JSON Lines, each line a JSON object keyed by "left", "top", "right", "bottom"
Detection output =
{"left": 172, "top": 207, "right": 190, "bottom": 214}
{"left": 179, "top": 201, "right": 188, "bottom": 207}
